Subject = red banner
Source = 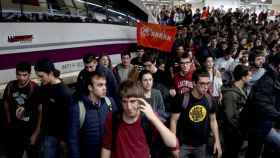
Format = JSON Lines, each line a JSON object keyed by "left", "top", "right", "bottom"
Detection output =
{"left": 12, "top": 0, "right": 40, "bottom": 6}
{"left": 137, "top": 22, "right": 177, "bottom": 52}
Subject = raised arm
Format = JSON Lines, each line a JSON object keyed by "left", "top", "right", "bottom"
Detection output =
{"left": 137, "top": 98, "right": 177, "bottom": 148}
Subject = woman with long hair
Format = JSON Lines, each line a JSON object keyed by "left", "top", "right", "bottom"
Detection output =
{"left": 98, "top": 54, "right": 113, "bottom": 70}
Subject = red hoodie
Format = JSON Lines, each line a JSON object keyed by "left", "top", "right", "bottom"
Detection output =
{"left": 173, "top": 70, "right": 194, "bottom": 95}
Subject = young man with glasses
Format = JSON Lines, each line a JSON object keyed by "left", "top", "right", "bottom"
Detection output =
{"left": 171, "top": 52, "right": 195, "bottom": 96}
{"left": 170, "top": 68, "right": 222, "bottom": 158}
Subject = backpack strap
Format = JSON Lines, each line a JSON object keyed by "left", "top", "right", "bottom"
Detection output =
{"left": 182, "top": 92, "right": 213, "bottom": 111}
{"left": 78, "top": 101, "right": 86, "bottom": 129}
{"left": 112, "top": 111, "right": 121, "bottom": 149}
{"left": 140, "top": 115, "right": 153, "bottom": 150}
{"left": 177, "top": 93, "right": 190, "bottom": 144}
{"left": 182, "top": 92, "right": 190, "bottom": 110}
{"left": 104, "top": 96, "right": 112, "bottom": 111}
{"left": 205, "top": 94, "right": 213, "bottom": 110}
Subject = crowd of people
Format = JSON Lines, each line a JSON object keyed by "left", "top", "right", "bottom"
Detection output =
{"left": 2, "top": 3, "right": 280, "bottom": 158}
{"left": 157, "top": 4, "right": 280, "bottom": 26}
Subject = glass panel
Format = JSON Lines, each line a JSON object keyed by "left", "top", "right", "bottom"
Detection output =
{"left": 0, "top": 0, "right": 147, "bottom": 24}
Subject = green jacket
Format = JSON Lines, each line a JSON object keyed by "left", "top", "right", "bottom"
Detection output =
{"left": 222, "top": 84, "right": 247, "bottom": 130}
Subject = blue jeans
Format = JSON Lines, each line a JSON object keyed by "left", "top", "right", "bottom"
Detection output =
{"left": 40, "top": 136, "right": 60, "bottom": 158}
{"left": 265, "top": 128, "right": 280, "bottom": 151}
{"left": 179, "top": 144, "right": 206, "bottom": 158}
{"left": 246, "top": 128, "right": 280, "bottom": 158}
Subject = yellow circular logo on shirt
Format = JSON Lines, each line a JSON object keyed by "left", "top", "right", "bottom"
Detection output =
{"left": 189, "top": 105, "right": 207, "bottom": 123}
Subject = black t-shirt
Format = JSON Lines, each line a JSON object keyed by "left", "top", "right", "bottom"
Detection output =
{"left": 3, "top": 80, "right": 38, "bottom": 126}
{"left": 131, "top": 56, "right": 143, "bottom": 67}
{"left": 38, "top": 82, "right": 73, "bottom": 140}
{"left": 153, "top": 69, "right": 172, "bottom": 89}
{"left": 172, "top": 93, "right": 215, "bottom": 146}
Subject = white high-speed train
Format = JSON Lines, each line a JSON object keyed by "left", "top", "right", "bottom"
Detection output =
{"left": 0, "top": 0, "right": 156, "bottom": 97}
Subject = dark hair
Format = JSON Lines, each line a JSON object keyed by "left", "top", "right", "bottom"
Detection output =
{"left": 138, "top": 69, "right": 153, "bottom": 81}
{"left": 233, "top": 65, "right": 250, "bottom": 81}
{"left": 178, "top": 52, "right": 192, "bottom": 63}
{"left": 137, "top": 45, "right": 144, "bottom": 50}
{"left": 98, "top": 54, "right": 112, "bottom": 69}
{"left": 249, "top": 49, "right": 265, "bottom": 66}
{"left": 83, "top": 71, "right": 106, "bottom": 95}
{"left": 177, "top": 25, "right": 184, "bottom": 31}
{"left": 192, "top": 68, "right": 209, "bottom": 83}
{"left": 16, "top": 61, "right": 31, "bottom": 73}
{"left": 201, "top": 55, "right": 213, "bottom": 64}
{"left": 233, "top": 49, "right": 249, "bottom": 59}
{"left": 157, "top": 58, "right": 166, "bottom": 67}
{"left": 86, "top": 71, "right": 106, "bottom": 87}
{"left": 34, "top": 59, "right": 60, "bottom": 78}
{"left": 142, "top": 52, "right": 157, "bottom": 63}
{"left": 181, "top": 52, "right": 191, "bottom": 59}
{"left": 271, "top": 53, "right": 280, "bottom": 67}
{"left": 176, "top": 45, "right": 184, "bottom": 50}
{"left": 223, "top": 48, "right": 234, "bottom": 55}
{"left": 83, "top": 53, "right": 97, "bottom": 64}
{"left": 119, "top": 80, "right": 144, "bottom": 99}
{"left": 121, "top": 51, "right": 131, "bottom": 58}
